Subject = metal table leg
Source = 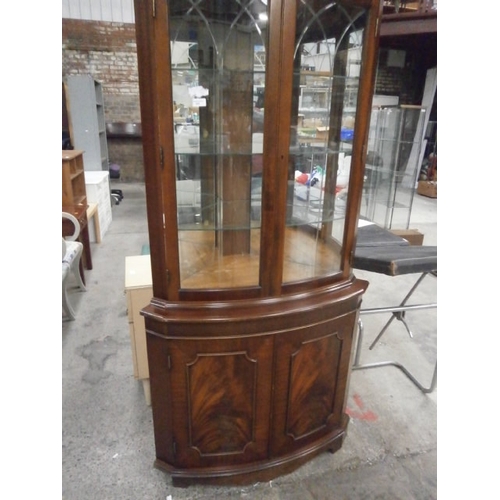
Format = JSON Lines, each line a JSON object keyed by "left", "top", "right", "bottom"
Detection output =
{"left": 352, "top": 271, "right": 437, "bottom": 393}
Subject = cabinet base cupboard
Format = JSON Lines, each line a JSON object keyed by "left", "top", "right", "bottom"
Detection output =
{"left": 144, "top": 281, "right": 366, "bottom": 486}
{"left": 134, "top": 0, "right": 381, "bottom": 486}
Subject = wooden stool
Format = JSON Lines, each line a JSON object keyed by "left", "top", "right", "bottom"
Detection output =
{"left": 86, "top": 203, "right": 101, "bottom": 244}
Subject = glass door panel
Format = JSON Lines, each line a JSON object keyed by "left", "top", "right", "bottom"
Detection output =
{"left": 167, "top": 0, "right": 269, "bottom": 289}
{"left": 283, "top": 0, "right": 367, "bottom": 283}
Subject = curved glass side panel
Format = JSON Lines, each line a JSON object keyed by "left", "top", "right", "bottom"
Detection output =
{"left": 167, "top": 0, "right": 268, "bottom": 289}
{"left": 283, "top": 0, "right": 366, "bottom": 283}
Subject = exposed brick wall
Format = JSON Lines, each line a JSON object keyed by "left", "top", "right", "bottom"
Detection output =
{"left": 375, "top": 65, "right": 415, "bottom": 104}
{"left": 62, "top": 18, "right": 145, "bottom": 181}
{"left": 374, "top": 48, "right": 430, "bottom": 106}
{"left": 107, "top": 139, "right": 144, "bottom": 182}
{"left": 62, "top": 19, "right": 431, "bottom": 182}
{"left": 62, "top": 19, "right": 139, "bottom": 112}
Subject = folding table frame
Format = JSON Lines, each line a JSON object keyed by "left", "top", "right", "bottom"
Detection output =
{"left": 351, "top": 223, "right": 437, "bottom": 394}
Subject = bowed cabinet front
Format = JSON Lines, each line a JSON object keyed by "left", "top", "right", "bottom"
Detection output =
{"left": 143, "top": 280, "right": 366, "bottom": 485}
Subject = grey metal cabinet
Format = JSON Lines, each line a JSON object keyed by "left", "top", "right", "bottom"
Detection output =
{"left": 64, "top": 75, "right": 109, "bottom": 171}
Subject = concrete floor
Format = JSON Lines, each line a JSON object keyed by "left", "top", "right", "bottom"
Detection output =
{"left": 62, "top": 181, "right": 437, "bottom": 499}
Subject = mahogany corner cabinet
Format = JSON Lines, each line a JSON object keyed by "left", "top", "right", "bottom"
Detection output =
{"left": 134, "top": 0, "right": 381, "bottom": 486}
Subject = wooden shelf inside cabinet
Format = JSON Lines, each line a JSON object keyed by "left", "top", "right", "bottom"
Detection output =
{"left": 62, "top": 150, "right": 88, "bottom": 207}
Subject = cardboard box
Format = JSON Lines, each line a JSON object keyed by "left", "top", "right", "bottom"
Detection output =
{"left": 417, "top": 181, "right": 437, "bottom": 198}
{"left": 390, "top": 229, "right": 424, "bottom": 246}
{"left": 315, "top": 126, "right": 329, "bottom": 140}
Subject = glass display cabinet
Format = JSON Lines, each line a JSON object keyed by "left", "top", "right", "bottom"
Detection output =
{"left": 360, "top": 105, "right": 427, "bottom": 229}
{"left": 134, "top": 0, "right": 381, "bottom": 486}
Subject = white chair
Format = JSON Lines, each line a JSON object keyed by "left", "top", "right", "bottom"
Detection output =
{"left": 62, "top": 212, "right": 86, "bottom": 320}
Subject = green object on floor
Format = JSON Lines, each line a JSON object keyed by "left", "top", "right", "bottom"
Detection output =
{"left": 141, "top": 244, "right": 150, "bottom": 255}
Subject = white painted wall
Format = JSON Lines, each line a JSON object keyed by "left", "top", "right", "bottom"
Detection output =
{"left": 62, "top": 0, "right": 135, "bottom": 23}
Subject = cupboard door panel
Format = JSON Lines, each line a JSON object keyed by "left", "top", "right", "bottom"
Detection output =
{"left": 187, "top": 350, "right": 258, "bottom": 455}
{"left": 149, "top": 334, "right": 274, "bottom": 469}
{"left": 287, "top": 332, "right": 343, "bottom": 439}
{"left": 271, "top": 313, "right": 356, "bottom": 455}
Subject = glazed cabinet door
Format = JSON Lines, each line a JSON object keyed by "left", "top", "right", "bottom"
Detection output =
{"left": 146, "top": 332, "right": 274, "bottom": 469}
{"left": 135, "top": 0, "right": 378, "bottom": 300}
{"left": 270, "top": 311, "right": 357, "bottom": 456}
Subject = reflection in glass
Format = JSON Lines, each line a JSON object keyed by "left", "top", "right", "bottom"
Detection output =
{"left": 283, "top": 1, "right": 366, "bottom": 283}
{"left": 166, "top": 1, "right": 369, "bottom": 290}
{"left": 167, "top": 0, "right": 268, "bottom": 289}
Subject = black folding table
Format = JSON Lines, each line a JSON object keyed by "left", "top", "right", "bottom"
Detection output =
{"left": 351, "top": 222, "right": 437, "bottom": 393}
